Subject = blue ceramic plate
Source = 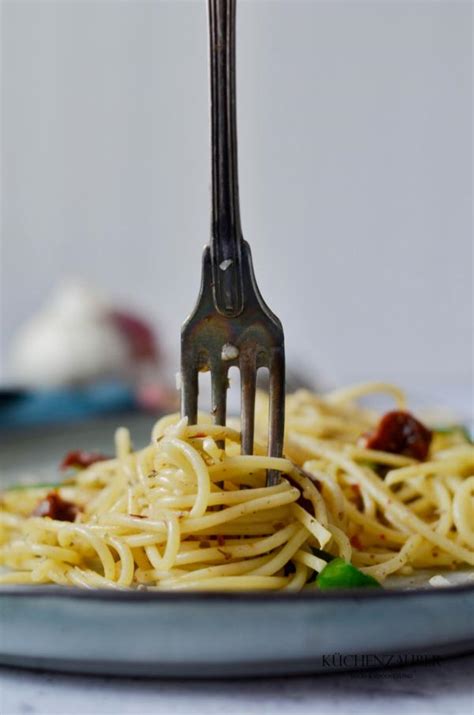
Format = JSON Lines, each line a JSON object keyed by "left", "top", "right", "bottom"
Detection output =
{"left": 1, "top": 416, "right": 473, "bottom": 677}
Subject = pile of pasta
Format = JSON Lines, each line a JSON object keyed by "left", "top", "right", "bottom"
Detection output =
{"left": 1, "top": 382, "right": 473, "bottom": 590}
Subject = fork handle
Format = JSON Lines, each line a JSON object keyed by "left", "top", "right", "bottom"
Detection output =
{"left": 209, "top": 0, "right": 244, "bottom": 317}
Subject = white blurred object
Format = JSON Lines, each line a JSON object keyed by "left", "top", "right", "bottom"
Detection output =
{"left": 8, "top": 280, "right": 130, "bottom": 388}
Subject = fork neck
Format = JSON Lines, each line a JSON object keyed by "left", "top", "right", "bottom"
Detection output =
{"left": 209, "top": 0, "right": 244, "bottom": 317}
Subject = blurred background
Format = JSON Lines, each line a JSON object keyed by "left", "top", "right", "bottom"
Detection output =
{"left": 1, "top": 0, "right": 472, "bottom": 427}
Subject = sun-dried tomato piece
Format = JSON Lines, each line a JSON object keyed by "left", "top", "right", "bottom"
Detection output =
{"left": 363, "top": 411, "right": 432, "bottom": 461}
{"left": 60, "top": 450, "right": 110, "bottom": 471}
{"left": 32, "top": 492, "right": 79, "bottom": 521}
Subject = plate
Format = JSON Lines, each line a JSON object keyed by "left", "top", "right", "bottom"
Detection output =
{"left": 1, "top": 417, "right": 473, "bottom": 677}
{"left": 0, "top": 584, "right": 473, "bottom": 676}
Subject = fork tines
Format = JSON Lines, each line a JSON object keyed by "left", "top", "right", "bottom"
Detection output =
{"left": 181, "top": 243, "right": 285, "bottom": 486}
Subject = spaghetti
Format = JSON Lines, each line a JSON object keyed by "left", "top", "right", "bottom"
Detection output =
{"left": 1, "top": 383, "right": 473, "bottom": 590}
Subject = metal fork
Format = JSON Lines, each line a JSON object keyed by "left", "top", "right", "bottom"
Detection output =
{"left": 180, "top": 0, "right": 285, "bottom": 485}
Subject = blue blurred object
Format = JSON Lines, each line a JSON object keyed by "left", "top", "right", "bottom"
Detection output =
{"left": 0, "top": 381, "right": 137, "bottom": 429}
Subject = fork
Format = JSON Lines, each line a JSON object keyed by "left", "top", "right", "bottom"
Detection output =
{"left": 180, "top": 0, "right": 285, "bottom": 485}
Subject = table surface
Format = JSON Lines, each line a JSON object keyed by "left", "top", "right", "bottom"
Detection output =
{"left": 1, "top": 653, "right": 473, "bottom": 715}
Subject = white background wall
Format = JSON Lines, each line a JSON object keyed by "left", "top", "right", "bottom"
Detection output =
{"left": 1, "top": 0, "right": 472, "bottom": 389}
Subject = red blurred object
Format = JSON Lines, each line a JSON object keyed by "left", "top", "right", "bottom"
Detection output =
{"left": 60, "top": 450, "right": 110, "bottom": 470}
{"left": 110, "top": 310, "right": 159, "bottom": 362}
{"left": 135, "top": 382, "right": 179, "bottom": 413}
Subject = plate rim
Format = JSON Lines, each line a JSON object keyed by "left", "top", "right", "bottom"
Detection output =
{"left": 1, "top": 580, "right": 473, "bottom": 602}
